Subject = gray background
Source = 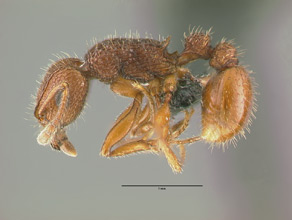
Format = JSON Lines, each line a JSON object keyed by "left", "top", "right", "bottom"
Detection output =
{"left": 1, "top": 0, "right": 292, "bottom": 219}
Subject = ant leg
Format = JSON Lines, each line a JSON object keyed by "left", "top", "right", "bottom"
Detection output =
{"left": 169, "top": 109, "right": 196, "bottom": 167}
{"left": 110, "top": 76, "right": 140, "bottom": 98}
{"left": 100, "top": 100, "right": 158, "bottom": 157}
{"left": 100, "top": 92, "right": 142, "bottom": 156}
{"left": 155, "top": 93, "right": 183, "bottom": 173}
{"left": 37, "top": 82, "right": 69, "bottom": 145}
{"left": 151, "top": 74, "right": 186, "bottom": 173}
{"left": 101, "top": 78, "right": 157, "bottom": 157}
{"left": 178, "top": 144, "right": 186, "bottom": 166}
{"left": 169, "top": 105, "right": 201, "bottom": 146}
{"left": 131, "top": 81, "right": 158, "bottom": 141}
{"left": 148, "top": 78, "right": 161, "bottom": 106}
{"left": 133, "top": 76, "right": 183, "bottom": 173}
{"left": 132, "top": 82, "right": 156, "bottom": 119}
{"left": 130, "top": 78, "right": 162, "bottom": 136}
{"left": 131, "top": 103, "right": 151, "bottom": 136}
{"left": 108, "top": 140, "right": 159, "bottom": 157}
{"left": 171, "top": 136, "right": 201, "bottom": 145}
{"left": 110, "top": 76, "right": 154, "bottom": 137}
{"left": 171, "top": 108, "right": 195, "bottom": 138}
{"left": 109, "top": 77, "right": 144, "bottom": 130}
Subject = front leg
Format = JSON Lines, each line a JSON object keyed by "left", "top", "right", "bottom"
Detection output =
{"left": 100, "top": 93, "right": 143, "bottom": 156}
{"left": 109, "top": 140, "right": 159, "bottom": 157}
{"left": 101, "top": 78, "right": 157, "bottom": 158}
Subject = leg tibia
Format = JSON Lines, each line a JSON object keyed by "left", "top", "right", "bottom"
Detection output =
{"left": 100, "top": 93, "right": 143, "bottom": 156}
{"left": 109, "top": 140, "right": 159, "bottom": 157}
{"left": 171, "top": 108, "right": 194, "bottom": 138}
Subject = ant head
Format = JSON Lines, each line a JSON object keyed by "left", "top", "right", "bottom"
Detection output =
{"left": 34, "top": 58, "right": 89, "bottom": 128}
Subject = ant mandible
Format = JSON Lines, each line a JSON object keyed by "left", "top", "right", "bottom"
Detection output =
{"left": 34, "top": 27, "right": 256, "bottom": 173}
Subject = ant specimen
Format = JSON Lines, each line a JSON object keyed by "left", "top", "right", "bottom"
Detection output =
{"left": 34, "top": 28, "right": 256, "bottom": 173}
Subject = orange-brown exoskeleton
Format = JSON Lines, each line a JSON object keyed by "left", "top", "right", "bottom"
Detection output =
{"left": 34, "top": 58, "right": 89, "bottom": 156}
{"left": 34, "top": 28, "right": 256, "bottom": 173}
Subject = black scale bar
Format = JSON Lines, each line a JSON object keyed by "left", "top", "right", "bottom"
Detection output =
{"left": 122, "top": 185, "right": 203, "bottom": 187}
